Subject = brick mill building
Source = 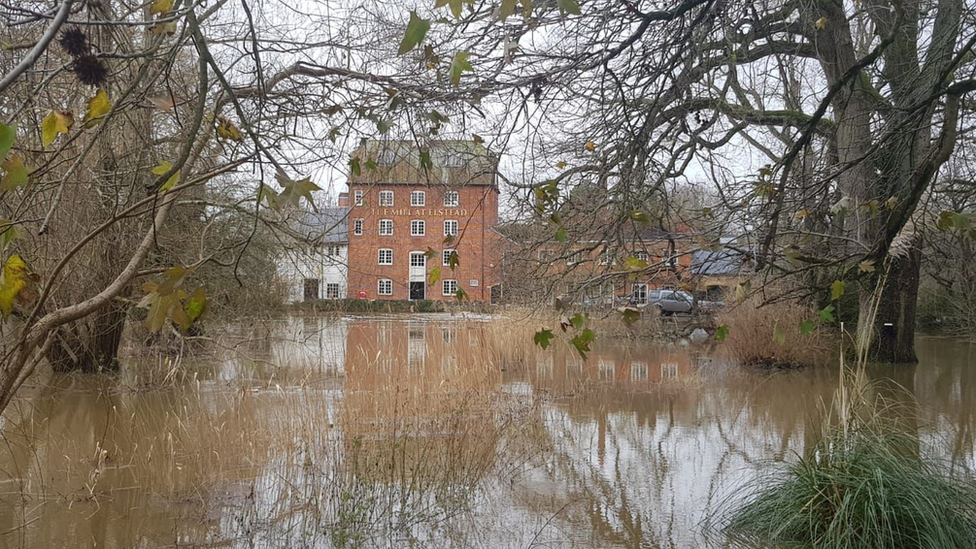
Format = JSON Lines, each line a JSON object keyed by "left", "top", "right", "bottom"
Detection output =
{"left": 339, "top": 140, "right": 502, "bottom": 302}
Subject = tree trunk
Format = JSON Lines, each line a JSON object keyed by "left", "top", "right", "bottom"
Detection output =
{"left": 859, "top": 250, "right": 921, "bottom": 363}
{"left": 47, "top": 302, "right": 128, "bottom": 372}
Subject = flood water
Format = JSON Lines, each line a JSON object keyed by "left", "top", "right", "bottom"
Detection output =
{"left": 0, "top": 314, "right": 974, "bottom": 548}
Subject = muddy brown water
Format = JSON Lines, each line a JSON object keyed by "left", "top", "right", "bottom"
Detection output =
{"left": 0, "top": 314, "right": 973, "bottom": 548}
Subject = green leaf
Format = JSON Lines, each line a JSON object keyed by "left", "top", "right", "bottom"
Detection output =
{"left": 455, "top": 288, "right": 467, "bottom": 302}
{"left": 420, "top": 149, "right": 433, "bottom": 170}
{"left": 376, "top": 118, "right": 392, "bottom": 134}
{"left": 84, "top": 89, "right": 111, "bottom": 128}
{"left": 152, "top": 161, "right": 180, "bottom": 193}
{"left": 818, "top": 304, "right": 836, "bottom": 324}
{"left": 830, "top": 279, "right": 845, "bottom": 301}
{"left": 570, "top": 328, "right": 595, "bottom": 358}
{"left": 447, "top": 250, "right": 460, "bottom": 269}
{"left": 349, "top": 156, "right": 361, "bottom": 176}
{"left": 435, "top": 0, "right": 472, "bottom": 19}
{"left": 364, "top": 159, "right": 378, "bottom": 172}
{"left": 557, "top": 0, "right": 581, "bottom": 15}
{"left": 799, "top": 319, "right": 815, "bottom": 335}
{"left": 0, "top": 221, "right": 19, "bottom": 252}
{"left": 534, "top": 328, "right": 555, "bottom": 350}
{"left": 0, "top": 123, "right": 15, "bottom": 160}
{"left": 715, "top": 324, "right": 729, "bottom": 341}
{"left": 449, "top": 51, "right": 473, "bottom": 86}
{"left": 1, "top": 155, "right": 30, "bottom": 191}
{"left": 569, "top": 313, "right": 586, "bottom": 330}
{"left": 772, "top": 320, "right": 786, "bottom": 345}
{"left": 428, "top": 265, "right": 441, "bottom": 285}
{"left": 554, "top": 226, "right": 567, "bottom": 242}
{"left": 41, "top": 110, "right": 73, "bottom": 147}
{"left": 624, "top": 256, "right": 648, "bottom": 271}
{"left": 398, "top": 11, "right": 431, "bottom": 55}
{"left": 0, "top": 254, "right": 27, "bottom": 320}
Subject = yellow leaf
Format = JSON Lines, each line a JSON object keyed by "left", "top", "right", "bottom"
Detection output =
{"left": 556, "top": 161, "right": 567, "bottom": 169}
{"left": 0, "top": 155, "right": 30, "bottom": 191}
{"left": 858, "top": 260, "right": 876, "bottom": 273}
{"left": 216, "top": 116, "right": 243, "bottom": 142}
{"left": 41, "top": 110, "right": 73, "bottom": 147}
{"left": 584, "top": 141, "right": 596, "bottom": 152}
{"left": 84, "top": 89, "right": 111, "bottom": 127}
{"left": 792, "top": 208, "right": 809, "bottom": 222}
{"left": 148, "top": 21, "right": 177, "bottom": 35}
{"left": 815, "top": 16, "right": 827, "bottom": 30}
{"left": 150, "top": 0, "right": 175, "bottom": 15}
{"left": 0, "top": 254, "right": 27, "bottom": 320}
{"left": 152, "top": 161, "right": 180, "bottom": 193}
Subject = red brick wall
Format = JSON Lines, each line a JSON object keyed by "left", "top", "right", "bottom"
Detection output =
{"left": 346, "top": 183, "right": 501, "bottom": 301}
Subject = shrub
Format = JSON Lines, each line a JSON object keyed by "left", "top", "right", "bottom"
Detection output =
{"left": 721, "top": 424, "right": 976, "bottom": 549}
{"left": 716, "top": 297, "right": 830, "bottom": 367}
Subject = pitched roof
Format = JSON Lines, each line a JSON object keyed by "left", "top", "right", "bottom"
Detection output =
{"left": 691, "top": 246, "right": 753, "bottom": 276}
{"left": 293, "top": 206, "right": 349, "bottom": 244}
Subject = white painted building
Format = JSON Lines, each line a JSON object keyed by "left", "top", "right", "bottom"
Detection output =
{"left": 280, "top": 207, "right": 350, "bottom": 302}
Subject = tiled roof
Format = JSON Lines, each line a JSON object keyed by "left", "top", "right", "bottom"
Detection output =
{"left": 293, "top": 206, "right": 349, "bottom": 244}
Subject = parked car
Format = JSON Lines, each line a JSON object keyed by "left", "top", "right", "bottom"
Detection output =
{"left": 617, "top": 289, "right": 724, "bottom": 315}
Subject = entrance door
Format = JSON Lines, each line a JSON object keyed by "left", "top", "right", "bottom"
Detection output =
{"left": 409, "top": 252, "right": 426, "bottom": 300}
{"left": 410, "top": 281, "right": 426, "bottom": 301}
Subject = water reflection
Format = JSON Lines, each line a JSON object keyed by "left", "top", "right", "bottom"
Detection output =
{"left": 0, "top": 315, "right": 973, "bottom": 548}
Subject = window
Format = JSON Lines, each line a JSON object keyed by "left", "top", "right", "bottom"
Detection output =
{"left": 410, "top": 220, "right": 425, "bottom": 236}
{"left": 303, "top": 279, "right": 319, "bottom": 301}
{"left": 666, "top": 250, "right": 678, "bottom": 267}
{"left": 443, "top": 220, "right": 458, "bottom": 237}
{"left": 442, "top": 152, "right": 463, "bottom": 167}
{"left": 537, "top": 249, "right": 553, "bottom": 262}
{"left": 325, "top": 283, "right": 340, "bottom": 300}
{"left": 567, "top": 250, "right": 584, "bottom": 265}
{"left": 354, "top": 190, "right": 364, "bottom": 206}
{"left": 377, "top": 149, "right": 396, "bottom": 166}
{"left": 443, "top": 279, "right": 458, "bottom": 296}
{"left": 410, "top": 252, "right": 426, "bottom": 267}
{"left": 632, "top": 283, "right": 648, "bottom": 305}
{"left": 324, "top": 245, "right": 341, "bottom": 257}
{"left": 379, "top": 219, "right": 393, "bottom": 236}
{"left": 444, "top": 191, "right": 459, "bottom": 207}
{"left": 379, "top": 190, "right": 394, "bottom": 206}
{"left": 443, "top": 249, "right": 456, "bottom": 267}
{"left": 598, "top": 359, "right": 615, "bottom": 382}
{"left": 411, "top": 191, "right": 426, "bottom": 207}
{"left": 353, "top": 219, "right": 363, "bottom": 236}
{"left": 377, "top": 279, "right": 393, "bottom": 295}
{"left": 661, "top": 362, "right": 678, "bottom": 379}
{"left": 378, "top": 248, "right": 393, "bottom": 265}
{"left": 634, "top": 250, "right": 649, "bottom": 262}
{"left": 600, "top": 248, "right": 613, "bottom": 265}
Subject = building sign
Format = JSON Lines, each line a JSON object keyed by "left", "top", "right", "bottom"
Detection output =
{"left": 369, "top": 208, "right": 469, "bottom": 217}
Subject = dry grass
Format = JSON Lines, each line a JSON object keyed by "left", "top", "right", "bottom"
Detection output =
{"left": 716, "top": 297, "right": 831, "bottom": 367}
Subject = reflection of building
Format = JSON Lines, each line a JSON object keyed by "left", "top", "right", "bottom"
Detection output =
{"left": 279, "top": 207, "right": 349, "bottom": 302}
{"left": 342, "top": 140, "right": 502, "bottom": 302}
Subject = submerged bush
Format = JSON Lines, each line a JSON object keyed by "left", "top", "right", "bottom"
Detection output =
{"left": 716, "top": 297, "right": 830, "bottom": 367}
{"left": 721, "top": 426, "right": 976, "bottom": 549}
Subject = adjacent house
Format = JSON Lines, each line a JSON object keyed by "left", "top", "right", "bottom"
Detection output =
{"left": 279, "top": 206, "right": 349, "bottom": 302}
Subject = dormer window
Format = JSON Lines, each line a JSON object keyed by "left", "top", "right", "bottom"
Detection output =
{"left": 377, "top": 149, "right": 396, "bottom": 166}
{"left": 442, "top": 152, "right": 463, "bottom": 167}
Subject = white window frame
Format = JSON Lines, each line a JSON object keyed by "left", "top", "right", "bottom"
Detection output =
{"left": 411, "top": 190, "right": 426, "bottom": 207}
{"left": 377, "top": 279, "right": 393, "bottom": 295}
{"left": 600, "top": 248, "right": 613, "bottom": 266}
{"left": 442, "top": 249, "right": 455, "bottom": 267}
{"left": 442, "top": 279, "right": 458, "bottom": 296}
{"left": 409, "top": 251, "right": 427, "bottom": 267}
{"left": 410, "top": 219, "right": 425, "bottom": 236}
{"left": 444, "top": 191, "right": 459, "bottom": 207}
{"left": 631, "top": 361, "right": 648, "bottom": 381}
{"left": 442, "top": 152, "right": 463, "bottom": 167}
{"left": 378, "top": 219, "right": 394, "bottom": 236}
{"left": 325, "top": 283, "right": 341, "bottom": 300}
{"left": 377, "top": 150, "right": 396, "bottom": 166}
{"left": 353, "top": 219, "right": 363, "bottom": 236}
{"left": 443, "top": 219, "right": 458, "bottom": 237}
{"left": 632, "top": 283, "right": 648, "bottom": 305}
{"left": 378, "top": 248, "right": 393, "bottom": 265}
{"left": 379, "top": 190, "right": 394, "bottom": 207}
{"left": 567, "top": 250, "right": 584, "bottom": 265}
{"left": 354, "top": 190, "right": 364, "bottom": 206}
{"left": 634, "top": 250, "right": 649, "bottom": 262}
